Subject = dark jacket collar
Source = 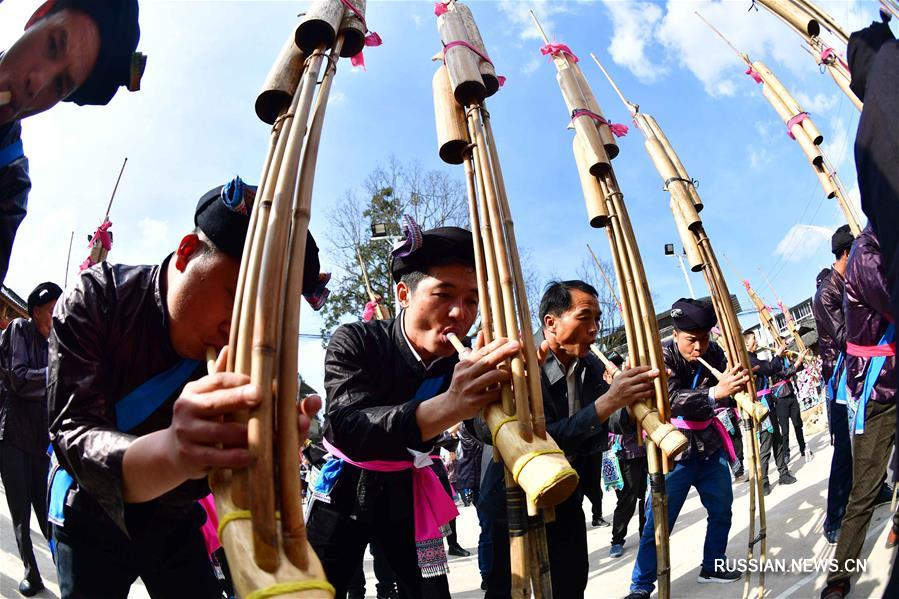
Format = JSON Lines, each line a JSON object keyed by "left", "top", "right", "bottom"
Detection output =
{"left": 535, "top": 329, "right": 581, "bottom": 385}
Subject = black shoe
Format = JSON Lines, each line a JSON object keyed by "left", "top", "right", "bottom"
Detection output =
{"left": 481, "top": 577, "right": 488, "bottom": 591}
{"left": 820, "top": 578, "right": 850, "bottom": 599}
{"left": 447, "top": 543, "right": 471, "bottom": 557}
{"left": 624, "top": 592, "right": 650, "bottom": 599}
{"left": 824, "top": 528, "right": 840, "bottom": 545}
{"left": 763, "top": 481, "right": 771, "bottom": 496}
{"left": 19, "top": 578, "right": 44, "bottom": 597}
{"left": 592, "top": 516, "right": 611, "bottom": 527}
{"left": 697, "top": 566, "right": 741, "bottom": 584}
{"left": 780, "top": 472, "right": 798, "bottom": 485}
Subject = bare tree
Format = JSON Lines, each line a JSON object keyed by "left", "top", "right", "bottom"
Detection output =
{"left": 576, "top": 255, "right": 626, "bottom": 351}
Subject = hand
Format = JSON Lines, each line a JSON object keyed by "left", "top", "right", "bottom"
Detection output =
{"left": 712, "top": 364, "right": 750, "bottom": 399}
{"left": 536, "top": 339, "right": 550, "bottom": 367}
{"left": 600, "top": 365, "right": 659, "bottom": 412}
{"left": 774, "top": 345, "right": 786, "bottom": 357}
{"left": 445, "top": 336, "right": 520, "bottom": 422}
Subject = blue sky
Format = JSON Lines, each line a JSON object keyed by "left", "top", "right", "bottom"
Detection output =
{"left": 0, "top": 0, "right": 877, "bottom": 392}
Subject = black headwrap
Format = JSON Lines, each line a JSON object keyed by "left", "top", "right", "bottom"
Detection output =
{"left": 27, "top": 281, "right": 62, "bottom": 315}
{"left": 28, "top": 0, "right": 145, "bottom": 106}
{"left": 831, "top": 224, "right": 855, "bottom": 256}
{"left": 194, "top": 177, "right": 322, "bottom": 294}
{"left": 670, "top": 298, "right": 716, "bottom": 332}
{"left": 848, "top": 20, "right": 896, "bottom": 102}
{"left": 390, "top": 218, "right": 475, "bottom": 283}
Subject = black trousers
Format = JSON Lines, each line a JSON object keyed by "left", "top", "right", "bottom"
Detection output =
{"left": 307, "top": 500, "right": 451, "bottom": 599}
{"left": 759, "top": 406, "right": 790, "bottom": 483}
{"left": 577, "top": 452, "right": 604, "bottom": 520}
{"left": 775, "top": 394, "right": 806, "bottom": 456}
{"left": 347, "top": 541, "right": 397, "bottom": 597}
{"left": 52, "top": 502, "right": 221, "bottom": 599}
{"left": 0, "top": 442, "right": 48, "bottom": 583}
{"left": 485, "top": 490, "right": 588, "bottom": 599}
{"left": 730, "top": 417, "right": 745, "bottom": 472}
{"left": 611, "top": 457, "right": 648, "bottom": 546}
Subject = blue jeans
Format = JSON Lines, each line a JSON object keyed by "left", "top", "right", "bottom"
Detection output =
{"left": 630, "top": 449, "right": 733, "bottom": 594}
{"left": 477, "top": 503, "right": 493, "bottom": 577}
{"left": 824, "top": 401, "right": 853, "bottom": 534}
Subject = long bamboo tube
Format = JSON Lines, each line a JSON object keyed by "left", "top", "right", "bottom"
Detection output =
{"left": 697, "top": 13, "right": 862, "bottom": 237}
{"left": 594, "top": 53, "right": 769, "bottom": 598}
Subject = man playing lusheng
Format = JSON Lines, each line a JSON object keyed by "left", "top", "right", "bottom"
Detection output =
{"left": 0, "top": 0, "right": 145, "bottom": 284}
{"left": 821, "top": 225, "right": 898, "bottom": 599}
{"left": 0, "top": 281, "right": 62, "bottom": 596}
{"left": 626, "top": 299, "right": 749, "bottom": 599}
{"left": 481, "top": 280, "right": 658, "bottom": 598}
{"left": 308, "top": 225, "right": 520, "bottom": 599}
{"left": 48, "top": 178, "right": 323, "bottom": 598}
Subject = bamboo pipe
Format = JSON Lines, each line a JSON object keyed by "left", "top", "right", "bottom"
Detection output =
{"left": 793, "top": 0, "right": 849, "bottom": 44}
{"left": 276, "top": 36, "right": 344, "bottom": 570}
{"left": 591, "top": 345, "right": 622, "bottom": 377}
{"left": 482, "top": 112, "right": 546, "bottom": 438}
{"left": 755, "top": 0, "right": 821, "bottom": 38}
{"left": 248, "top": 46, "right": 330, "bottom": 573}
{"left": 337, "top": 0, "right": 366, "bottom": 58}
{"left": 573, "top": 137, "right": 610, "bottom": 228}
{"left": 462, "top": 155, "right": 494, "bottom": 340}
{"left": 465, "top": 105, "right": 533, "bottom": 442}
{"left": 641, "top": 114, "right": 702, "bottom": 212}
{"left": 695, "top": 356, "right": 769, "bottom": 422}
{"left": 437, "top": 6, "right": 487, "bottom": 106}
{"left": 295, "top": 0, "right": 343, "bottom": 53}
{"left": 256, "top": 35, "right": 306, "bottom": 125}
{"left": 356, "top": 248, "right": 389, "bottom": 320}
{"left": 433, "top": 65, "right": 470, "bottom": 165}
{"left": 454, "top": 2, "right": 500, "bottom": 97}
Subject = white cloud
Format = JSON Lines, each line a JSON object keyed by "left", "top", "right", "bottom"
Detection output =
{"left": 774, "top": 224, "right": 832, "bottom": 262}
{"left": 411, "top": 13, "right": 424, "bottom": 29}
{"left": 601, "top": 1, "right": 667, "bottom": 83}
{"left": 794, "top": 91, "right": 839, "bottom": 114}
{"left": 748, "top": 145, "right": 772, "bottom": 169}
{"left": 521, "top": 56, "right": 543, "bottom": 75}
{"left": 329, "top": 91, "right": 347, "bottom": 105}
{"left": 497, "top": 0, "right": 578, "bottom": 42}
{"left": 656, "top": 0, "right": 810, "bottom": 97}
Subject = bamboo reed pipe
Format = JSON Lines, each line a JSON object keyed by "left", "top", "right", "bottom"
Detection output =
{"left": 482, "top": 113, "right": 546, "bottom": 438}
{"left": 454, "top": 2, "right": 500, "bottom": 97}
{"left": 337, "top": 0, "right": 366, "bottom": 58}
{"left": 465, "top": 106, "right": 533, "bottom": 442}
{"left": 570, "top": 64, "right": 619, "bottom": 160}
{"left": 756, "top": 0, "right": 820, "bottom": 38}
{"left": 433, "top": 65, "right": 470, "bottom": 165}
{"left": 276, "top": 36, "right": 344, "bottom": 570}
{"left": 671, "top": 200, "right": 704, "bottom": 272}
{"left": 295, "top": 0, "right": 342, "bottom": 53}
{"left": 256, "top": 35, "right": 306, "bottom": 125}
{"left": 573, "top": 138, "right": 610, "bottom": 228}
{"left": 591, "top": 345, "right": 621, "bottom": 377}
{"left": 462, "top": 155, "right": 494, "bottom": 340}
{"left": 641, "top": 115, "right": 703, "bottom": 211}
{"left": 437, "top": 7, "right": 486, "bottom": 106}
{"left": 794, "top": 0, "right": 849, "bottom": 43}
{"left": 249, "top": 47, "right": 330, "bottom": 573}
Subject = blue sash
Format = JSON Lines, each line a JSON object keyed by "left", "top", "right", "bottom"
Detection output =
{"left": 691, "top": 364, "right": 704, "bottom": 390}
{"left": 48, "top": 358, "right": 201, "bottom": 527}
{"left": 853, "top": 324, "right": 895, "bottom": 435}
{"left": 827, "top": 352, "right": 848, "bottom": 404}
{"left": 0, "top": 139, "right": 24, "bottom": 169}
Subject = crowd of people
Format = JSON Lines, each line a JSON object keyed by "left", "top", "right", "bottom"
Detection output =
{"left": 0, "top": 1, "right": 898, "bottom": 599}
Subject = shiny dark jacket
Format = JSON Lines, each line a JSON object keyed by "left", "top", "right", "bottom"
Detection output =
{"left": 844, "top": 226, "right": 895, "bottom": 404}
{"left": 478, "top": 332, "right": 618, "bottom": 518}
{"left": 455, "top": 425, "right": 482, "bottom": 491}
{"left": 749, "top": 352, "right": 799, "bottom": 398}
{"left": 663, "top": 339, "right": 728, "bottom": 461}
{"left": 48, "top": 258, "right": 208, "bottom": 534}
{"left": 0, "top": 120, "right": 31, "bottom": 286}
{"left": 0, "top": 318, "right": 49, "bottom": 456}
{"left": 321, "top": 315, "right": 455, "bottom": 521}
{"left": 812, "top": 267, "right": 846, "bottom": 384}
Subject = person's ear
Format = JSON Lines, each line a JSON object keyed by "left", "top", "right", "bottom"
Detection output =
{"left": 174, "top": 234, "right": 202, "bottom": 272}
{"left": 544, "top": 313, "right": 556, "bottom": 334}
{"left": 396, "top": 281, "right": 411, "bottom": 308}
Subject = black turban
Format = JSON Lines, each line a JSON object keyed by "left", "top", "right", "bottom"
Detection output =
{"left": 670, "top": 298, "right": 716, "bottom": 332}
{"left": 27, "top": 281, "right": 62, "bottom": 315}
{"left": 848, "top": 20, "right": 896, "bottom": 102}
{"left": 831, "top": 224, "right": 855, "bottom": 256}
{"left": 29, "top": 0, "right": 145, "bottom": 106}
{"left": 390, "top": 226, "right": 475, "bottom": 283}
{"left": 194, "top": 177, "right": 321, "bottom": 294}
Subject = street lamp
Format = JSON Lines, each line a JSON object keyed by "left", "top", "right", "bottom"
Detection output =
{"left": 664, "top": 243, "right": 696, "bottom": 299}
{"left": 370, "top": 222, "right": 390, "bottom": 240}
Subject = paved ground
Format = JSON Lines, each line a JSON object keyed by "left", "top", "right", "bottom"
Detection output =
{"left": 2, "top": 413, "right": 895, "bottom": 598}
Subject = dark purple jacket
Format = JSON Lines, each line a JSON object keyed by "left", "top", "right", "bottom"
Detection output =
{"left": 0, "top": 120, "right": 30, "bottom": 286}
{"left": 0, "top": 318, "right": 49, "bottom": 456}
{"left": 663, "top": 340, "right": 729, "bottom": 461}
{"left": 844, "top": 225, "right": 896, "bottom": 404}
{"left": 812, "top": 267, "right": 846, "bottom": 384}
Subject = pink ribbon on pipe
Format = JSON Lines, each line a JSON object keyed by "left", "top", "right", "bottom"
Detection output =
{"left": 570, "top": 108, "right": 629, "bottom": 137}
{"left": 443, "top": 40, "right": 506, "bottom": 88}
{"left": 338, "top": 0, "right": 382, "bottom": 69}
{"left": 745, "top": 66, "right": 763, "bottom": 84}
{"left": 540, "top": 42, "right": 579, "bottom": 63}
{"left": 786, "top": 112, "right": 809, "bottom": 140}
